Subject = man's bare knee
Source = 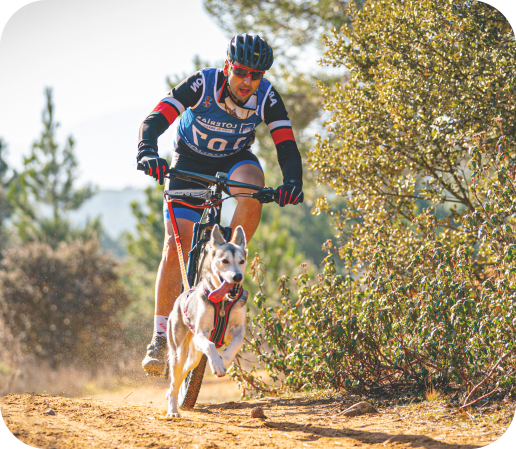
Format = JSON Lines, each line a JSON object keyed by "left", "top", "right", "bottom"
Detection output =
{"left": 161, "top": 218, "right": 194, "bottom": 263}
{"left": 163, "top": 234, "right": 179, "bottom": 258}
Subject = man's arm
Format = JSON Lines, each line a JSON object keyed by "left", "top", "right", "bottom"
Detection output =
{"left": 137, "top": 71, "right": 205, "bottom": 159}
{"left": 263, "top": 86, "right": 303, "bottom": 185}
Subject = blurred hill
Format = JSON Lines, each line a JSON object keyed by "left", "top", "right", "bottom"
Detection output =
{"left": 68, "top": 187, "right": 237, "bottom": 240}
{"left": 68, "top": 188, "right": 146, "bottom": 239}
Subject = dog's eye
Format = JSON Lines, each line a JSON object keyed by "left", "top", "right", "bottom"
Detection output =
{"left": 239, "top": 260, "right": 245, "bottom": 265}
{"left": 222, "top": 259, "right": 229, "bottom": 264}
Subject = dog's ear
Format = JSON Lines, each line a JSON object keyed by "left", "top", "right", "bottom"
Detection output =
{"left": 210, "top": 224, "right": 226, "bottom": 248}
{"left": 230, "top": 226, "right": 247, "bottom": 250}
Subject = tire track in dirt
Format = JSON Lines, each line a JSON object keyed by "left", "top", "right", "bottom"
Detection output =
{"left": 1, "top": 391, "right": 513, "bottom": 448}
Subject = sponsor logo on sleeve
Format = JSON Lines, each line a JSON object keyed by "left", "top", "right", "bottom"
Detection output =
{"left": 268, "top": 90, "right": 277, "bottom": 106}
{"left": 190, "top": 78, "right": 203, "bottom": 92}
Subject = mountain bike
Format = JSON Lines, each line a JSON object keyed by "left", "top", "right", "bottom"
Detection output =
{"left": 138, "top": 163, "right": 277, "bottom": 409}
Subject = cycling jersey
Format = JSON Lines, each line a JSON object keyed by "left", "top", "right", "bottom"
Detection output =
{"left": 177, "top": 68, "right": 271, "bottom": 158}
{"left": 138, "top": 69, "right": 302, "bottom": 184}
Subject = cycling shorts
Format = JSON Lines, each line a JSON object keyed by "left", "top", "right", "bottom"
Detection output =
{"left": 163, "top": 149, "right": 263, "bottom": 223}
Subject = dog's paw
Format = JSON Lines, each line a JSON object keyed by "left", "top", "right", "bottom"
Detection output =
{"left": 166, "top": 410, "right": 181, "bottom": 419}
{"left": 209, "top": 356, "right": 227, "bottom": 377}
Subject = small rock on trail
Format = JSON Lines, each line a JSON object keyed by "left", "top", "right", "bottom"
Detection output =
{"left": 339, "top": 401, "right": 379, "bottom": 417}
{"left": 251, "top": 406, "right": 268, "bottom": 419}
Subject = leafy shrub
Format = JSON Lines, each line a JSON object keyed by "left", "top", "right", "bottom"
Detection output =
{"left": 0, "top": 239, "right": 131, "bottom": 370}
{"left": 310, "top": 0, "right": 515, "bottom": 284}
{"left": 228, "top": 0, "right": 516, "bottom": 405}
{"left": 230, "top": 129, "right": 516, "bottom": 406}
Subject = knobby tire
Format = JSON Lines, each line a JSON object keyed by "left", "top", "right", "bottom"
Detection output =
{"left": 178, "top": 354, "right": 208, "bottom": 409}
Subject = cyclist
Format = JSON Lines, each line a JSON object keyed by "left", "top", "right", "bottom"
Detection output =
{"left": 137, "top": 33, "right": 304, "bottom": 377}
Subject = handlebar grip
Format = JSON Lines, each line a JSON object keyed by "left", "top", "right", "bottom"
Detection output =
{"left": 137, "top": 162, "right": 179, "bottom": 178}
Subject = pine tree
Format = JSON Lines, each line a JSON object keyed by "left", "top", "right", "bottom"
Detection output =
{"left": 0, "top": 138, "right": 14, "bottom": 258}
{"left": 12, "top": 87, "right": 97, "bottom": 248}
{"left": 125, "top": 183, "right": 165, "bottom": 271}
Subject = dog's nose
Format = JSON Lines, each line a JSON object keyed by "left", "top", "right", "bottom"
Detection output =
{"left": 233, "top": 273, "right": 243, "bottom": 283}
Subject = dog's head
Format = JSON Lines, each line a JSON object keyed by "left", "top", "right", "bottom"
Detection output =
{"left": 206, "top": 224, "right": 247, "bottom": 299}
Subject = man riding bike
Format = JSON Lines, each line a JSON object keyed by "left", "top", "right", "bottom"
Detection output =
{"left": 137, "top": 33, "right": 304, "bottom": 377}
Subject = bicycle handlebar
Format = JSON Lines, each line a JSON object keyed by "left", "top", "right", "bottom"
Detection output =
{"left": 137, "top": 162, "right": 277, "bottom": 203}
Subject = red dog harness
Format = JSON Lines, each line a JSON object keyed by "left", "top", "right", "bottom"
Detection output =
{"left": 183, "top": 283, "right": 245, "bottom": 348}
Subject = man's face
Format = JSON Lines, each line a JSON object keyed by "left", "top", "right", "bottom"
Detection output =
{"left": 226, "top": 62, "right": 263, "bottom": 102}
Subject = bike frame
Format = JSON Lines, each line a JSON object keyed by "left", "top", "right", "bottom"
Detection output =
{"left": 161, "top": 168, "right": 275, "bottom": 291}
{"left": 181, "top": 175, "right": 231, "bottom": 290}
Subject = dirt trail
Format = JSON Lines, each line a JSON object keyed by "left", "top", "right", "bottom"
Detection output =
{"left": 1, "top": 377, "right": 514, "bottom": 449}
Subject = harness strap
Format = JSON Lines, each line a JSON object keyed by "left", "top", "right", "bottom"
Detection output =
{"left": 182, "top": 284, "right": 244, "bottom": 346}
{"left": 181, "top": 288, "right": 230, "bottom": 346}
{"left": 202, "top": 283, "right": 245, "bottom": 348}
{"left": 208, "top": 299, "right": 240, "bottom": 348}
{"left": 212, "top": 299, "right": 241, "bottom": 348}
{"left": 166, "top": 200, "right": 190, "bottom": 291}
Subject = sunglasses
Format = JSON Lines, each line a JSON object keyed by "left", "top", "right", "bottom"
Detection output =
{"left": 229, "top": 62, "right": 264, "bottom": 81}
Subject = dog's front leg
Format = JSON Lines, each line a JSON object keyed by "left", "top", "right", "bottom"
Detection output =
{"left": 166, "top": 338, "right": 188, "bottom": 418}
{"left": 181, "top": 338, "right": 203, "bottom": 380}
{"left": 221, "top": 324, "right": 245, "bottom": 368}
{"left": 192, "top": 332, "right": 226, "bottom": 377}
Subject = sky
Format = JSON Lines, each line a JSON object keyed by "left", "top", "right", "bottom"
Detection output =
{"left": 0, "top": 0, "right": 230, "bottom": 190}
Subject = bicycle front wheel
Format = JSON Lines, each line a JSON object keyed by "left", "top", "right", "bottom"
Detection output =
{"left": 178, "top": 353, "right": 208, "bottom": 409}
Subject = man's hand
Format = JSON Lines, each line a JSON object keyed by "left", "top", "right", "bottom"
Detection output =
{"left": 276, "top": 179, "right": 303, "bottom": 207}
{"left": 139, "top": 155, "right": 169, "bottom": 185}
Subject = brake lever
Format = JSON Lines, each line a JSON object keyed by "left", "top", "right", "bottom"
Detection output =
{"left": 165, "top": 167, "right": 186, "bottom": 180}
{"left": 252, "top": 188, "right": 277, "bottom": 204}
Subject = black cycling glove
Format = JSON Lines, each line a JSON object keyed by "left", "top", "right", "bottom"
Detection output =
{"left": 276, "top": 179, "right": 304, "bottom": 207}
{"left": 139, "top": 155, "right": 169, "bottom": 185}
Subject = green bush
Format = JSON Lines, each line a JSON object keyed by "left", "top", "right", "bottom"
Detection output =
{"left": 310, "top": 0, "right": 515, "bottom": 282}
{"left": 230, "top": 129, "right": 516, "bottom": 405}
{"left": 229, "top": 0, "right": 516, "bottom": 405}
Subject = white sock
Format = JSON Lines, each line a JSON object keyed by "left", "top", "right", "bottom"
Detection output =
{"left": 154, "top": 315, "right": 168, "bottom": 336}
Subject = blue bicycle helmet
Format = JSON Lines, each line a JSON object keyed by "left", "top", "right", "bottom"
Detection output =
{"left": 227, "top": 33, "right": 274, "bottom": 71}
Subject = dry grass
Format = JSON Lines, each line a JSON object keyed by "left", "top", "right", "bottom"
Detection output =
{"left": 425, "top": 384, "right": 442, "bottom": 403}
{"left": 0, "top": 357, "right": 154, "bottom": 398}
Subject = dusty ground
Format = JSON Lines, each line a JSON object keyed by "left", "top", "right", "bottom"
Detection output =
{"left": 1, "top": 375, "right": 515, "bottom": 449}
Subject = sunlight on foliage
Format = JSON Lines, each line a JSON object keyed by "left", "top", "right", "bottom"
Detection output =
{"left": 229, "top": 1, "right": 516, "bottom": 406}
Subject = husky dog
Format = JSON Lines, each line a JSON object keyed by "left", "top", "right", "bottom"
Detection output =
{"left": 166, "top": 224, "right": 248, "bottom": 418}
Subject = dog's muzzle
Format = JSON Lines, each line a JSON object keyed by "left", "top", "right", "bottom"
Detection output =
{"left": 209, "top": 277, "right": 243, "bottom": 303}
{"left": 228, "top": 282, "right": 243, "bottom": 299}
{"left": 218, "top": 276, "right": 243, "bottom": 300}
